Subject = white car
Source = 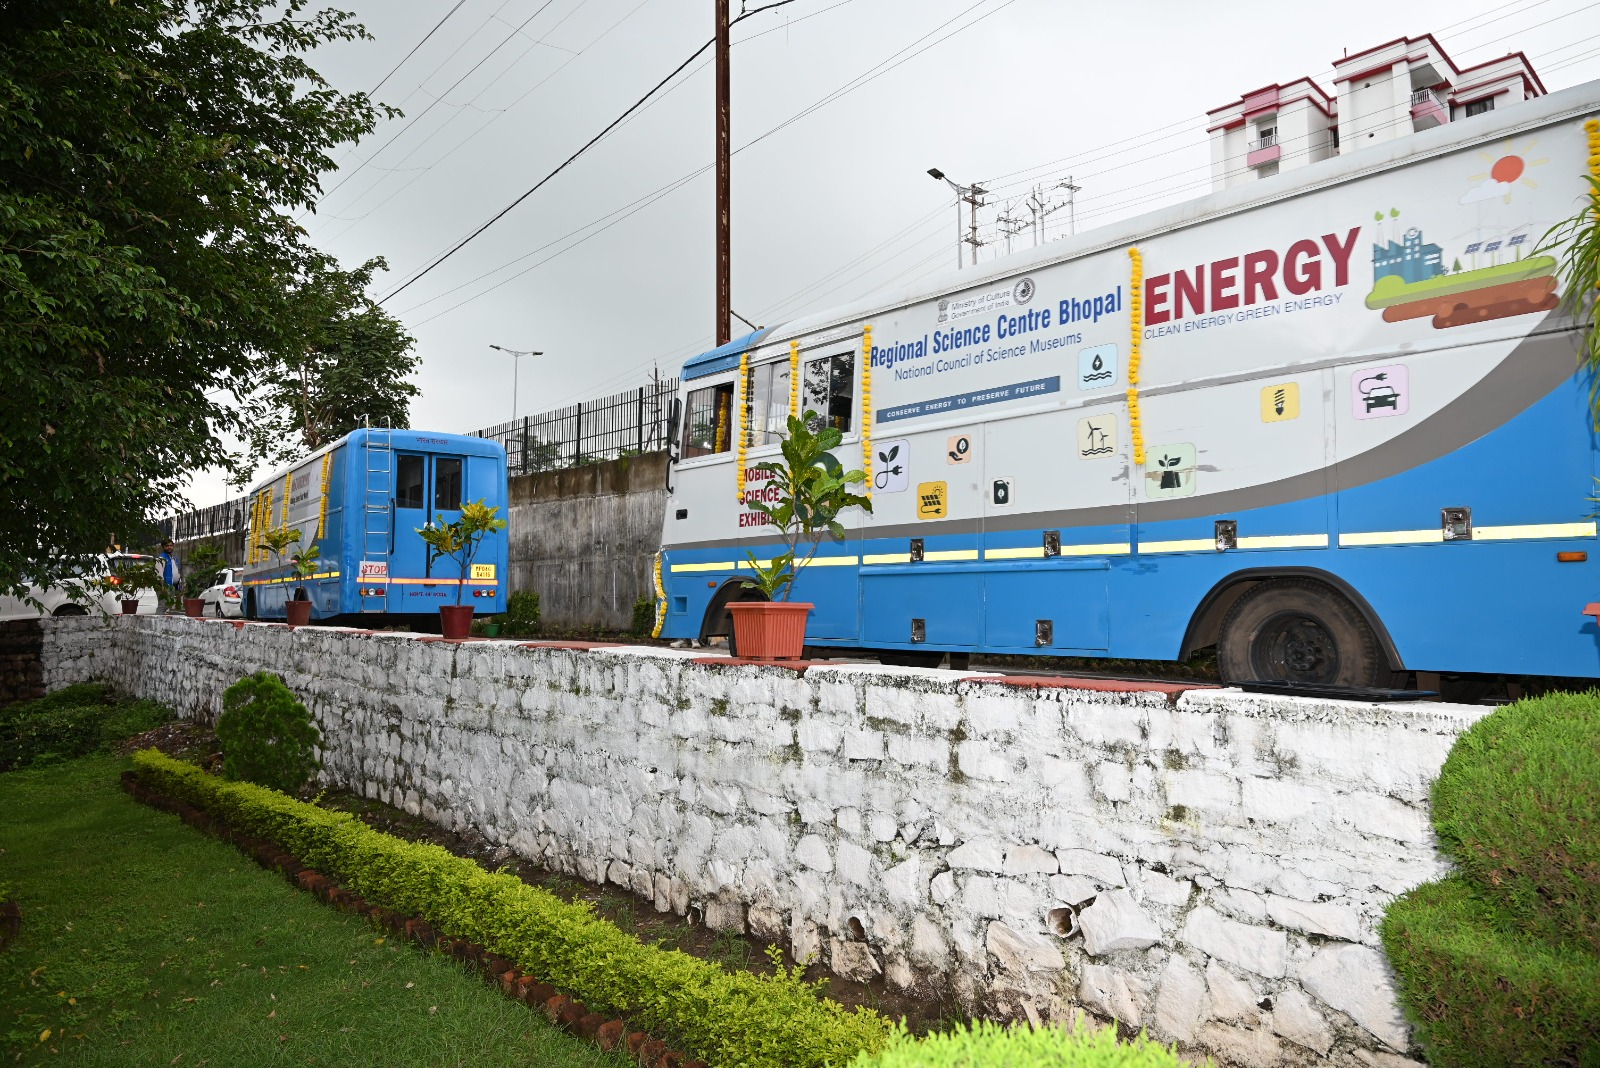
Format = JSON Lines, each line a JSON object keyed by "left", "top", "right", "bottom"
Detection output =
{"left": 0, "top": 553, "right": 160, "bottom": 620}
{"left": 199, "top": 567, "right": 243, "bottom": 618}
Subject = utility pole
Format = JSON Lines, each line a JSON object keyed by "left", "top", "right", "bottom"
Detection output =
{"left": 928, "top": 168, "right": 987, "bottom": 269}
{"left": 997, "top": 202, "right": 1025, "bottom": 256}
{"left": 1061, "top": 174, "right": 1082, "bottom": 236}
{"left": 714, "top": 0, "right": 731, "bottom": 345}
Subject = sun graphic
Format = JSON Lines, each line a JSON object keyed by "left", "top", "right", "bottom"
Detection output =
{"left": 1462, "top": 138, "right": 1549, "bottom": 204}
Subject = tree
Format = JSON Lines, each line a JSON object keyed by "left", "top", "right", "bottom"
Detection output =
{"left": 239, "top": 255, "right": 420, "bottom": 472}
{"left": 0, "top": 0, "right": 392, "bottom": 596}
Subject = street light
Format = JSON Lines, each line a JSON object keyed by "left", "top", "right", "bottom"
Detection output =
{"left": 928, "top": 168, "right": 987, "bottom": 270}
{"left": 489, "top": 344, "right": 543, "bottom": 422}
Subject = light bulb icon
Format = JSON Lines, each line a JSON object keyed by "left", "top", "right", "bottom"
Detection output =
{"left": 1273, "top": 388, "right": 1287, "bottom": 416}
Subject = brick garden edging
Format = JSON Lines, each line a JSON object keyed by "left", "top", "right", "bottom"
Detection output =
{"left": 119, "top": 769, "right": 707, "bottom": 1068}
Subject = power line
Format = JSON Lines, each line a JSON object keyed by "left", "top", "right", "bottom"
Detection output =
{"left": 390, "top": 0, "right": 1015, "bottom": 313}
{"left": 379, "top": 0, "right": 803, "bottom": 305}
{"left": 308, "top": 0, "right": 563, "bottom": 216}
{"left": 311, "top": 0, "right": 656, "bottom": 244}
{"left": 369, "top": 0, "right": 470, "bottom": 95}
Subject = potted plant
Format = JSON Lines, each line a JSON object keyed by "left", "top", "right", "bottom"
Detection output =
{"left": 732, "top": 410, "right": 872, "bottom": 659}
{"left": 256, "top": 526, "right": 313, "bottom": 626}
{"left": 181, "top": 543, "right": 225, "bottom": 618}
{"left": 105, "top": 560, "right": 161, "bottom": 615}
{"left": 285, "top": 543, "right": 322, "bottom": 626}
{"left": 417, "top": 500, "right": 507, "bottom": 639}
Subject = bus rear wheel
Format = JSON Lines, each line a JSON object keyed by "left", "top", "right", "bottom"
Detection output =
{"left": 1218, "top": 578, "right": 1399, "bottom": 689}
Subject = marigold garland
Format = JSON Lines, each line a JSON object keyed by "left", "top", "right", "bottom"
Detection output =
{"left": 316, "top": 452, "right": 332, "bottom": 540}
{"left": 1588, "top": 118, "right": 1600, "bottom": 225}
{"left": 735, "top": 349, "right": 750, "bottom": 504}
{"left": 860, "top": 325, "right": 874, "bottom": 499}
{"left": 280, "top": 470, "right": 293, "bottom": 528}
{"left": 789, "top": 339, "right": 801, "bottom": 421}
{"left": 651, "top": 552, "right": 666, "bottom": 638}
{"left": 1127, "top": 247, "right": 1146, "bottom": 467}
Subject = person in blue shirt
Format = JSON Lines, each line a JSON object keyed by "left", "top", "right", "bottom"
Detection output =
{"left": 158, "top": 539, "right": 180, "bottom": 607}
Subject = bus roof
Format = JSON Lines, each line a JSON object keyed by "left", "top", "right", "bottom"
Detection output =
{"left": 680, "top": 76, "right": 1600, "bottom": 379}
{"left": 244, "top": 427, "right": 506, "bottom": 496}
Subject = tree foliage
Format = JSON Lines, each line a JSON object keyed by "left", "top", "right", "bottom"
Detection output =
{"left": 0, "top": 0, "right": 393, "bottom": 595}
{"left": 239, "top": 255, "right": 419, "bottom": 472}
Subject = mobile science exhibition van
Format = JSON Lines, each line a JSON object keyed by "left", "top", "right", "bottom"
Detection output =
{"left": 656, "top": 82, "right": 1600, "bottom": 687}
{"left": 241, "top": 428, "right": 508, "bottom": 625}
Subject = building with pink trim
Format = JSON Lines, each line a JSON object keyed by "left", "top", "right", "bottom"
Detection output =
{"left": 1207, "top": 34, "right": 1546, "bottom": 191}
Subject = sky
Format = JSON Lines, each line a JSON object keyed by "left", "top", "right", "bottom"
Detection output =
{"left": 181, "top": 0, "right": 1600, "bottom": 507}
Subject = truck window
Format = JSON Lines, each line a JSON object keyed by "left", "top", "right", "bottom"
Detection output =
{"left": 435, "top": 457, "right": 463, "bottom": 510}
{"left": 803, "top": 351, "right": 855, "bottom": 433}
{"left": 683, "top": 383, "right": 734, "bottom": 458}
{"left": 396, "top": 455, "right": 424, "bottom": 509}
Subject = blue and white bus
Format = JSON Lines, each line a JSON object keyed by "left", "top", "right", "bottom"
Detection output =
{"left": 657, "top": 83, "right": 1600, "bottom": 688}
{"left": 242, "top": 428, "right": 509, "bottom": 625}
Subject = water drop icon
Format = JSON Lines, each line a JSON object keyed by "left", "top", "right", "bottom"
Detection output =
{"left": 1092, "top": 354, "right": 1103, "bottom": 371}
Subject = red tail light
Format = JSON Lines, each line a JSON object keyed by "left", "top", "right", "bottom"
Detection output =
{"left": 223, "top": 586, "right": 238, "bottom": 597}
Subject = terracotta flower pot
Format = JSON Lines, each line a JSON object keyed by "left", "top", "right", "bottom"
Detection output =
{"left": 726, "top": 601, "right": 812, "bottom": 660}
{"left": 440, "top": 604, "right": 474, "bottom": 640}
{"left": 183, "top": 598, "right": 205, "bottom": 618}
{"left": 120, "top": 599, "right": 140, "bottom": 615}
{"left": 285, "top": 599, "right": 313, "bottom": 627}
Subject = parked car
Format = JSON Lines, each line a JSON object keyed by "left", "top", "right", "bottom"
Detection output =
{"left": 0, "top": 553, "right": 160, "bottom": 620}
{"left": 199, "top": 567, "right": 243, "bottom": 618}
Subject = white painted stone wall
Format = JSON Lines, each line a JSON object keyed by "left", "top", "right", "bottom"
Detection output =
{"left": 41, "top": 616, "right": 1485, "bottom": 1068}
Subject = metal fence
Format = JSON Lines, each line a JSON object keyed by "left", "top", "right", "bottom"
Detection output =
{"left": 158, "top": 379, "right": 680, "bottom": 536}
{"left": 162, "top": 498, "right": 248, "bottom": 541}
{"left": 470, "top": 378, "right": 679, "bottom": 475}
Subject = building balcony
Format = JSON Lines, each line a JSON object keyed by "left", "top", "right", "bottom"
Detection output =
{"left": 1246, "top": 137, "right": 1281, "bottom": 169}
{"left": 1410, "top": 87, "right": 1448, "bottom": 130}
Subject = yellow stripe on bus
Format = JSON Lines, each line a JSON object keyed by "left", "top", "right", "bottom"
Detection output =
{"left": 1139, "top": 538, "right": 1217, "bottom": 554}
{"left": 1236, "top": 534, "right": 1330, "bottom": 550}
{"left": 1472, "top": 521, "right": 1597, "bottom": 541}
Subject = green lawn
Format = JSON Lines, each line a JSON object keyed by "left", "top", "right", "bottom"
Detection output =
{"left": 0, "top": 754, "right": 627, "bottom": 1067}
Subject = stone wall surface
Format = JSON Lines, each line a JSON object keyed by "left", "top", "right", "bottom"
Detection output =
{"left": 506, "top": 451, "right": 667, "bottom": 633}
{"left": 0, "top": 619, "right": 45, "bottom": 705}
{"left": 40, "top": 615, "right": 1485, "bottom": 1068}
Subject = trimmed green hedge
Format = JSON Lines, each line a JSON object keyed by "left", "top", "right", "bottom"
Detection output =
{"left": 849, "top": 1019, "right": 1205, "bottom": 1068}
{"left": 0, "top": 683, "right": 169, "bottom": 771}
{"left": 1382, "top": 691, "right": 1600, "bottom": 1067}
{"left": 1381, "top": 877, "right": 1600, "bottom": 1066}
{"left": 1429, "top": 689, "right": 1599, "bottom": 951}
{"left": 131, "top": 749, "right": 893, "bottom": 1068}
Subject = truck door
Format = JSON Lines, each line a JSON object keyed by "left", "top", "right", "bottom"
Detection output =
{"left": 390, "top": 452, "right": 467, "bottom": 610}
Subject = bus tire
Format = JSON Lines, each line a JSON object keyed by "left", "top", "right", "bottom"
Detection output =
{"left": 51, "top": 603, "right": 87, "bottom": 617}
{"left": 1217, "top": 577, "right": 1400, "bottom": 688}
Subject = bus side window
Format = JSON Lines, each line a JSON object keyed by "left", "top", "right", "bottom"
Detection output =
{"left": 396, "top": 455, "right": 425, "bottom": 508}
{"left": 683, "top": 383, "right": 735, "bottom": 458}
{"left": 803, "top": 351, "right": 855, "bottom": 433}
{"left": 435, "top": 457, "right": 463, "bottom": 510}
{"left": 751, "top": 359, "right": 792, "bottom": 445}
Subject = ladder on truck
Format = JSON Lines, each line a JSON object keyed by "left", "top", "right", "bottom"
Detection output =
{"left": 360, "top": 418, "right": 392, "bottom": 612}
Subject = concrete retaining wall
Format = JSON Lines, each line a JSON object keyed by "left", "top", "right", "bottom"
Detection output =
{"left": 506, "top": 452, "right": 667, "bottom": 632}
{"left": 40, "top": 615, "right": 1479, "bottom": 1067}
